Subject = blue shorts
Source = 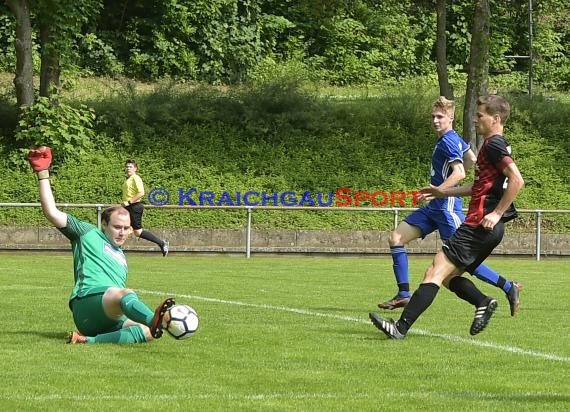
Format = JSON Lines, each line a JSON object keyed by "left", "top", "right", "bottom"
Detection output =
{"left": 404, "top": 206, "right": 464, "bottom": 240}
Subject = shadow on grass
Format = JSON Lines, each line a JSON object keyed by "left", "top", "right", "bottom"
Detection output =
{"left": 8, "top": 330, "right": 69, "bottom": 341}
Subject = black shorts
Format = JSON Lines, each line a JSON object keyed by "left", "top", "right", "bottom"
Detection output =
{"left": 442, "top": 221, "right": 505, "bottom": 273}
{"left": 126, "top": 202, "right": 144, "bottom": 230}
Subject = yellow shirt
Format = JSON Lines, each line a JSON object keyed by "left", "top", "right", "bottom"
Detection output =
{"left": 122, "top": 174, "right": 144, "bottom": 202}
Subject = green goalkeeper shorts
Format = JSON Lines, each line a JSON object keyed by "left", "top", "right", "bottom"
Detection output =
{"left": 70, "top": 293, "right": 126, "bottom": 337}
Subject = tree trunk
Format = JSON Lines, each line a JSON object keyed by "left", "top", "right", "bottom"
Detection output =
{"left": 39, "top": 24, "right": 61, "bottom": 98}
{"left": 5, "top": 0, "right": 35, "bottom": 107}
{"left": 435, "top": 0, "right": 453, "bottom": 100}
{"left": 463, "top": 0, "right": 490, "bottom": 151}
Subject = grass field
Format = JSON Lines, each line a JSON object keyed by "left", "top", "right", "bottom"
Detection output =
{"left": 1, "top": 253, "right": 569, "bottom": 411}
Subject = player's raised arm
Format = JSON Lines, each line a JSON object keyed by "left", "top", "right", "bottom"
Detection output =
{"left": 27, "top": 146, "right": 68, "bottom": 228}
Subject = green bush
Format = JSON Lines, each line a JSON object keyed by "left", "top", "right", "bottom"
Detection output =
{"left": 0, "top": 77, "right": 569, "bottom": 233}
{"left": 10, "top": 96, "right": 96, "bottom": 170}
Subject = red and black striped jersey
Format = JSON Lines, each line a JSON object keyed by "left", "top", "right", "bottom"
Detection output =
{"left": 464, "top": 135, "right": 518, "bottom": 226}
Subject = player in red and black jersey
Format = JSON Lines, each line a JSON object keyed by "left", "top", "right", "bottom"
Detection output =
{"left": 465, "top": 135, "right": 518, "bottom": 226}
{"left": 369, "top": 95, "right": 525, "bottom": 339}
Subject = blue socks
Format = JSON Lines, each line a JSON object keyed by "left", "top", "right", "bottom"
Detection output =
{"left": 471, "top": 264, "right": 512, "bottom": 293}
{"left": 390, "top": 246, "right": 410, "bottom": 297}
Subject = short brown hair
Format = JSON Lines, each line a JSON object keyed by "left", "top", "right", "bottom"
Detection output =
{"left": 102, "top": 205, "right": 130, "bottom": 225}
{"left": 432, "top": 96, "right": 455, "bottom": 118}
{"left": 476, "top": 95, "right": 511, "bottom": 124}
{"left": 125, "top": 159, "right": 138, "bottom": 168}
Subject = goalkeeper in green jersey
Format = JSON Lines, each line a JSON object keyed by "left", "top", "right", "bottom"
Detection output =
{"left": 28, "top": 146, "right": 175, "bottom": 344}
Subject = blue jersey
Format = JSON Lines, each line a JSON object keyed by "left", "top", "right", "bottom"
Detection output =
{"left": 427, "top": 129, "right": 470, "bottom": 212}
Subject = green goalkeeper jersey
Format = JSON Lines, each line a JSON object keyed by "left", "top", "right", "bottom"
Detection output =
{"left": 59, "top": 214, "right": 128, "bottom": 303}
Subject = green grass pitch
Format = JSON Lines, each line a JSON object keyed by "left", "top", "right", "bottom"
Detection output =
{"left": 1, "top": 253, "right": 569, "bottom": 411}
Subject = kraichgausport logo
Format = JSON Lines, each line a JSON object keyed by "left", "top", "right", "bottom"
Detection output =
{"left": 147, "top": 187, "right": 421, "bottom": 207}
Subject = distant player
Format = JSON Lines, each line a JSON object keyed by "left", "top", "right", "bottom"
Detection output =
{"left": 122, "top": 159, "right": 169, "bottom": 256}
{"left": 378, "top": 96, "right": 521, "bottom": 316}
{"left": 370, "top": 94, "right": 524, "bottom": 338}
{"left": 28, "top": 146, "right": 174, "bottom": 344}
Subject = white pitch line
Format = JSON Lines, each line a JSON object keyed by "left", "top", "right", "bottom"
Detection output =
{"left": 138, "top": 288, "right": 570, "bottom": 363}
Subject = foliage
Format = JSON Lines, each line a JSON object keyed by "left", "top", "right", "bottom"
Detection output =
{"left": 122, "top": 1, "right": 199, "bottom": 80}
{"left": 248, "top": 57, "right": 316, "bottom": 86}
{"left": 76, "top": 33, "right": 124, "bottom": 77}
{"left": 258, "top": 12, "right": 298, "bottom": 61}
{"left": 0, "top": 0, "right": 568, "bottom": 88}
{"left": 11, "top": 96, "right": 96, "bottom": 169}
{"left": 95, "top": 0, "right": 262, "bottom": 83}
{"left": 0, "top": 2, "right": 42, "bottom": 74}
{"left": 0, "top": 6, "right": 16, "bottom": 72}
{"left": 532, "top": 0, "right": 570, "bottom": 89}
{"left": 1, "top": 77, "right": 568, "bottom": 232}
{"left": 32, "top": 0, "right": 103, "bottom": 76}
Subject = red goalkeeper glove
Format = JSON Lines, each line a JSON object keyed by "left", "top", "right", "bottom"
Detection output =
{"left": 27, "top": 146, "right": 53, "bottom": 172}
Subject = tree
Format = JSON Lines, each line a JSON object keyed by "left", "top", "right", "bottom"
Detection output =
{"left": 34, "top": 0, "right": 102, "bottom": 97}
{"left": 38, "top": 18, "right": 61, "bottom": 97}
{"left": 5, "top": 0, "right": 102, "bottom": 102}
{"left": 435, "top": 0, "right": 453, "bottom": 99}
{"left": 462, "top": 0, "right": 490, "bottom": 150}
{"left": 5, "top": 0, "right": 34, "bottom": 106}
{"left": 4, "top": 0, "right": 99, "bottom": 166}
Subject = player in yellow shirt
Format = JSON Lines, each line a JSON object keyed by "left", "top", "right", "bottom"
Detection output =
{"left": 122, "top": 159, "right": 169, "bottom": 256}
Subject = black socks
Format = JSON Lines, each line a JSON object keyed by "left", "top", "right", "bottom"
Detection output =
{"left": 397, "top": 283, "right": 440, "bottom": 334}
{"left": 395, "top": 277, "right": 490, "bottom": 335}
{"left": 139, "top": 230, "right": 163, "bottom": 246}
{"left": 448, "top": 276, "right": 488, "bottom": 307}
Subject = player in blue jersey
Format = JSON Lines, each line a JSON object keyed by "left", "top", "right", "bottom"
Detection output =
{"left": 28, "top": 146, "right": 175, "bottom": 344}
{"left": 370, "top": 94, "right": 524, "bottom": 339}
{"left": 378, "top": 96, "right": 521, "bottom": 315}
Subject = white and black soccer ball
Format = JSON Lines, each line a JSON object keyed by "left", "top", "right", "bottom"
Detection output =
{"left": 164, "top": 304, "right": 199, "bottom": 340}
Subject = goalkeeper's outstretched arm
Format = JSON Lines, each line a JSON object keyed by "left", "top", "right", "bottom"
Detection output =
{"left": 28, "top": 147, "right": 68, "bottom": 229}
{"left": 37, "top": 178, "right": 68, "bottom": 228}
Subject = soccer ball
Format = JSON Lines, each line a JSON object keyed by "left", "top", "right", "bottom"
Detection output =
{"left": 164, "top": 304, "right": 199, "bottom": 340}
